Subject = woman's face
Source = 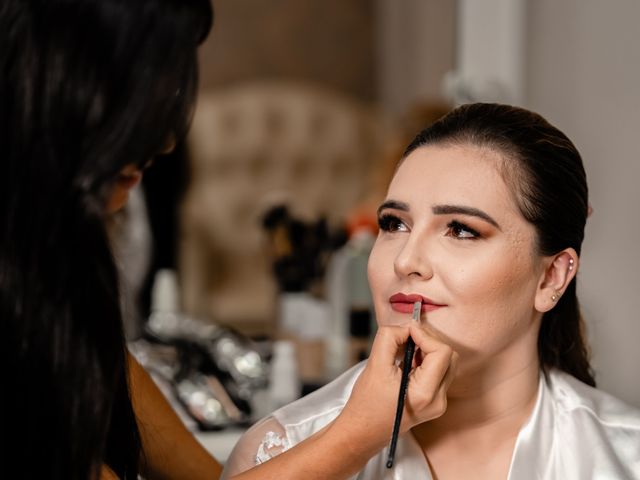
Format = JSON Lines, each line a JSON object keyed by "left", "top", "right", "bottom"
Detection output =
{"left": 105, "top": 136, "right": 175, "bottom": 213}
{"left": 368, "top": 144, "right": 547, "bottom": 366}
{"left": 106, "top": 164, "right": 144, "bottom": 213}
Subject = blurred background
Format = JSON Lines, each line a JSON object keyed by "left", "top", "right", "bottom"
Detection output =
{"left": 115, "top": 0, "right": 640, "bottom": 460}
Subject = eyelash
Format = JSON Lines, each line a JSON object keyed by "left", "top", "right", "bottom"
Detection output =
{"left": 377, "top": 213, "right": 407, "bottom": 233}
{"left": 446, "top": 220, "right": 480, "bottom": 240}
{"left": 377, "top": 214, "right": 480, "bottom": 240}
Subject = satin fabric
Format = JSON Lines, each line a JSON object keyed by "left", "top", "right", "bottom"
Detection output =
{"left": 223, "top": 361, "right": 640, "bottom": 479}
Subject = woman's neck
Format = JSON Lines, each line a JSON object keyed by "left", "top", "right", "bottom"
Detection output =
{"left": 411, "top": 345, "right": 540, "bottom": 480}
{"left": 413, "top": 337, "right": 541, "bottom": 443}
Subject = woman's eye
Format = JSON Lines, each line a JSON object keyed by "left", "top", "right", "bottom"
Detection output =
{"left": 446, "top": 220, "right": 480, "bottom": 239}
{"left": 378, "top": 214, "right": 408, "bottom": 233}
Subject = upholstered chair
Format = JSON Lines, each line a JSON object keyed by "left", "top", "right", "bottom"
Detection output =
{"left": 180, "top": 82, "right": 384, "bottom": 336}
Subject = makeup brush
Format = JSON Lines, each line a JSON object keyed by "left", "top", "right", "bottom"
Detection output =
{"left": 385, "top": 300, "right": 421, "bottom": 469}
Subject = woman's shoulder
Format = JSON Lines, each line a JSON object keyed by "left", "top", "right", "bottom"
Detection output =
{"left": 270, "top": 361, "right": 366, "bottom": 442}
{"left": 548, "top": 369, "right": 640, "bottom": 431}
{"left": 546, "top": 369, "right": 640, "bottom": 474}
{"left": 512, "top": 370, "right": 640, "bottom": 478}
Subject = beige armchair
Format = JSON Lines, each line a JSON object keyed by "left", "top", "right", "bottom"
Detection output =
{"left": 180, "top": 81, "right": 384, "bottom": 336}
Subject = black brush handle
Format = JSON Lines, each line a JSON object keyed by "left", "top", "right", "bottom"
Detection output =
{"left": 385, "top": 337, "right": 415, "bottom": 468}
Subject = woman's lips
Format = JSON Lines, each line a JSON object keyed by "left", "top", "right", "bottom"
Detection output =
{"left": 389, "top": 293, "right": 446, "bottom": 314}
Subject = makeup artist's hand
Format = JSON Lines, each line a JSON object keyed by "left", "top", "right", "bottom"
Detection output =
{"left": 225, "top": 326, "right": 457, "bottom": 480}
{"left": 403, "top": 324, "right": 458, "bottom": 429}
{"left": 337, "top": 325, "right": 458, "bottom": 447}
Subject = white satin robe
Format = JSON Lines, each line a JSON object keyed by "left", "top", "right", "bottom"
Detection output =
{"left": 223, "top": 362, "right": 640, "bottom": 479}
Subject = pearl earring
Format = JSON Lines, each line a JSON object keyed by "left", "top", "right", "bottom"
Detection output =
{"left": 551, "top": 290, "right": 561, "bottom": 302}
{"left": 568, "top": 258, "right": 575, "bottom": 272}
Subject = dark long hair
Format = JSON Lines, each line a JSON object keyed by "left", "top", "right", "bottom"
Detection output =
{"left": 0, "top": 0, "right": 212, "bottom": 478}
{"left": 404, "top": 103, "right": 595, "bottom": 387}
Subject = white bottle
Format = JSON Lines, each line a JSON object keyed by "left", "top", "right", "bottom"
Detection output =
{"left": 147, "top": 269, "right": 181, "bottom": 339}
{"left": 268, "top": 340, "right": 301, "bottom": 411}
{"left": 147, "top": 268, "right": 218, "bottom": 341}
{"left": 325, "top": 228, "right": 375, "bottom": 378}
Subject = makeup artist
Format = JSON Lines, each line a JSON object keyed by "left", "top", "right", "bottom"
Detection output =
{"left": 224, "top": 103, "right": 640, "bottom": 479}
{"left": 0, "top": 1, "right": 455, "bottom": 479}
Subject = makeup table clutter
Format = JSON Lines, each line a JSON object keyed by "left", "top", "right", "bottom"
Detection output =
{"left": 130, "top": 291, "right": 329, "bottom": 464}
{"left": 134, "top": 213, "right": 379, "bottom": 463}
{"left": 130, "top": 327, "right": 331, "bottom": 463}
{"left": 131, "top": 300, "right": 375, "bottom": 464}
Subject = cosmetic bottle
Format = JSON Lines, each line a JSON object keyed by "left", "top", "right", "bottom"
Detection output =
{"left": 268, "top": 340, "right": 301, "bottom": 410}
{"left": 278, "top": 291, "right": 330, "bottom": 387}
{"left": 345, "top": 229, "right": 375, "bottom": 365}
{"left": 147, "top": 269, "right": 182, "bottom": 336}
{"left": 325, "top": 245, "right": 349, "bottom": 378}
{"left": 325, "top": 227, "right": 375, "bottom": 377}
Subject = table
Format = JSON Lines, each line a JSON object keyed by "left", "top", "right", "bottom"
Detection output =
{"left": 195, "top": 427, "right": 247, "bottom": 464}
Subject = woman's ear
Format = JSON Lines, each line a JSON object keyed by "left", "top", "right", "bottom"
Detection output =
{"left": 534, "top": 248, "right": 579, "bottom": 313}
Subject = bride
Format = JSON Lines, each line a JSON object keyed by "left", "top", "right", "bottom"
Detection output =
{"left": 224, "top": 103, "right": 640, "bottom": 479}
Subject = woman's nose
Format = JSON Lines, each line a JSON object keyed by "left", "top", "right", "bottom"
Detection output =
{"left": 393, "top": 231, "right": 434, "bottom": 280}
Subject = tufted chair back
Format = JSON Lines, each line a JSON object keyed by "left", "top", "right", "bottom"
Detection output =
{"left": 180, "top": 82, "right": 383, "bottom": 336}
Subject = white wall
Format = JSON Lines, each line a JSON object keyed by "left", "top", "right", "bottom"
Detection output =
{"left": 527, "top": 0, "right": 640, "bottom": 406}
{"left": 454, "top": 0, "right": 527, "bottom": 104}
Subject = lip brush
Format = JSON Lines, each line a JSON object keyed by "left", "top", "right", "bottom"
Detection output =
{"left": 386, "top": 300, "right": 421, "bottom": 469}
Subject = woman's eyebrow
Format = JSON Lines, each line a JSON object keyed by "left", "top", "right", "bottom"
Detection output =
{"left": 432, "top": 204, "right": 501, "bottom": 230}
{"left": 377, "top": 200, "right": 409, "bottom": 217}
{"left": 377, "top": 200, "right": 501, "bottom": 230}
